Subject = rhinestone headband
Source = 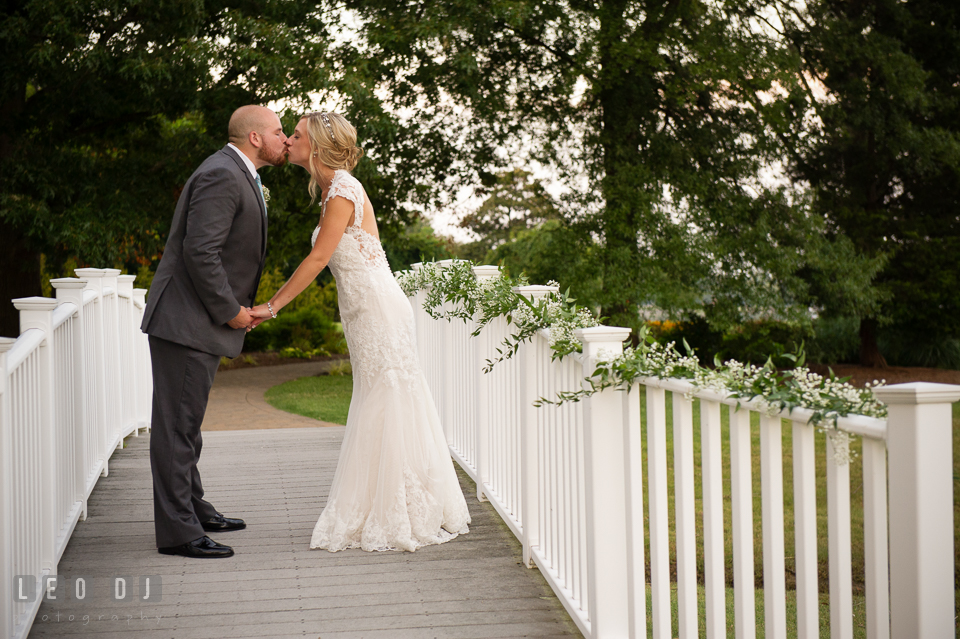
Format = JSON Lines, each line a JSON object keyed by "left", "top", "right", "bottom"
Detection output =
{"left": 319, "top": 112, "right": 337, "bottom": 144}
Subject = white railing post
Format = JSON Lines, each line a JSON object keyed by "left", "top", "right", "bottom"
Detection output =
{"left": 0, "top": 336, "right": 17, "bottom": 639}
{"left": 759, "top": 414, "right": 787, "bottom": 639}
{"left": 133, "top": 288, "right": 151, "bottom": 431}
{"left": 472, "top": 265, "right": 500, "bottom": 503}
{"left": 100, "top": 268, "right": 122, "bottom": 449}
{"left": 435, "top": 260, "right": 457, "bottom": 441}
{"left": 624, "top": 381, "right": 647, "bottom": 639}
{"left": 872, "top": 382, "right": 960, "bottom": 639}
{"left": 862, "top": 435, "right": 890, "bottom": 639}
{"left": 514, "top": 284, "right": 558, "bottom": 568}
{"left": 12, "top": 297, "right": 59, "bottom": 577}
{"left": 730, "top": 404, "right": 756, "bottom": 639}
{"left": 116, "top": 274, "right": 137, "bottom": 437}
{"left": 673, "top": 391, "right": 698, "bottom": 638}
{"left": 701, "top": 397, "right": 726, "bottom": 639}
{"left": 646, "top": 382, "right": 670, "bottom": 639}
{"left": 75, "top": 268, "right": 110, "bottom": 476}
{"left": 50, "top": 278, "right": 91, "bottom": 515}
{"left": 791, "top": 419, "right": 819, "bottom": 639}
{"left": 576, "top": 325, "right": 631, "bottom": 638}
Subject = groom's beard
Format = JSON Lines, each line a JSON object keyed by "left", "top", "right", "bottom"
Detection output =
{"left": 258, "top": 145, "right": 287, "bottom": 167}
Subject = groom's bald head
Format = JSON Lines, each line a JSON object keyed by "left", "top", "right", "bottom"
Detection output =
{"left": 228, "top": 105, "right": 278, "bottom": 147}
{"left": 227, "top": 105, "right": 288, "bottom": 169}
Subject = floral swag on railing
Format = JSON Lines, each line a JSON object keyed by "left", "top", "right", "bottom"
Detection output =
{"left": 397, "top": 260, "right": 886, "bottom": 460}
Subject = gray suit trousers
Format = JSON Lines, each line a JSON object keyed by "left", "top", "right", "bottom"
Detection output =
{"left": 148, "top": 335, "right": 221, "bottom": 548}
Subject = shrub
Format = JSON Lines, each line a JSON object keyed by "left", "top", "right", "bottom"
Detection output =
{"left": 880, "top": 330, "right": 960, "bottom": 369}
{"left": 242, "top": 269, "right": 345, "bottom": 354}
{"left": 806, "top": 316, "right": 860, "bottom": 365}
{"left": 243, "top": 306, "right": 346, "bottom": 354}
{"left": 648, "top": 316, "right": 812, "bottom": 367}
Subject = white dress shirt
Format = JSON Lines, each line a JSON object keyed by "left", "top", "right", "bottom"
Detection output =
{"left": 226, "top": 143, "right": 259, "bottom": 181}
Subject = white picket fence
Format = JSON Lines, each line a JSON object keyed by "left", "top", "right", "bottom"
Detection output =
{"left": 0, "top": 269, "right": 152, "bottom": 639}
{"left": 410, "top": 261, "right": 958, "bottom": 639}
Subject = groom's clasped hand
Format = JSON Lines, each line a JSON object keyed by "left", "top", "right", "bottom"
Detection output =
{"left": 234, "top": 304, "right": 272, "bottom": 331}
{"left": 228, "top": 306, "right": 257, "bottom": 331}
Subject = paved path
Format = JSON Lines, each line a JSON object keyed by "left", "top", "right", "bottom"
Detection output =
{"left": 28, "top": 364, "right": 580, "bottom": 638}
{"left": 203, "top": 360, "right": 346, "bottom": 431}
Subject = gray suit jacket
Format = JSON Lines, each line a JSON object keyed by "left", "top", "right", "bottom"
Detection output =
{"left": 141, "top": 146, "right": 268, "bottom": 358}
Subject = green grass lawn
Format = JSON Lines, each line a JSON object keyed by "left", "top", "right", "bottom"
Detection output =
{"left": 645, "top": 584, "right": 864, "bottom": 638}
{"left": 264, "top": 374, "right": 353, "bottom": 424}
{"left": 265, "top": 373, "right": 959, "bottom": 634}
{"left": 639, "top": 392, "right": 960, "bottom": 594}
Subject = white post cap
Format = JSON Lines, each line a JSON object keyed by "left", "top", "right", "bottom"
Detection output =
{"left": 872, "top": 382, "right": 960, "bottom": 405}
{"left": 513, "top": 285, "right": 559, "bottom": 300}
{"left": 12, "top": 297, "right": 58, "bottom": 312}
{"left": 472, "top": 265, "right": 501, "bottom": 280}
{"left": 49, "top": 278, "right": 88, "bottom": 290}
{"left": 575, "top": 326, "right": 632, "bottom": 360}
{"left": 74, "top": 268, "right": 106, "bottom": 279}
{"left": 117, "top": 274, "right": 135, "bottom": 296}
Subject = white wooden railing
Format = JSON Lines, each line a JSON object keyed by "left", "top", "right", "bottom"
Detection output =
{"left": 0, "top": 269, "right": 152, "bottom": 639}
{"left": 409, "top": 261, "right": 958, "bottom": 639}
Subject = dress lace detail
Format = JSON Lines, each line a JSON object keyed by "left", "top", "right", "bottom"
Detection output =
{"left": 313, "top": 171, "right": 390, "bottom": 272}
{"left": 309, "top": 171, "right": 471, "bottom": 552}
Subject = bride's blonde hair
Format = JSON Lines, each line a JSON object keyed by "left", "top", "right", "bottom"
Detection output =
{"left": 301, "top": 111, "right": 364, "bottom": 203}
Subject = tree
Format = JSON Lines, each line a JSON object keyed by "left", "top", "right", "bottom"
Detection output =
{"left": 0, "top": 0, "right": 463, "bottom": 336}
{"left": 457, "top": 169, "right": 561, "bottom": 262}
{"left": 346, "top": 0, "right": 848, "bottom": 334}
{"left": 767, "top": 0, "right": 960, "bottom": 366}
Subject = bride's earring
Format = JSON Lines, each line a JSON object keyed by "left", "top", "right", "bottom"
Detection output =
{"left": 313, "top": 151, "right": 317, "bottom": 158}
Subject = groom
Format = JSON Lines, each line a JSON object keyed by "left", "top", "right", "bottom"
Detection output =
{"left": 141, "top": 105, "right": 287, "bottom": 558}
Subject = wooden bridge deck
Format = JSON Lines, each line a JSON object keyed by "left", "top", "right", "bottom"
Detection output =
{"left": 27, "top": 427, "right": 580, "bottom": 638}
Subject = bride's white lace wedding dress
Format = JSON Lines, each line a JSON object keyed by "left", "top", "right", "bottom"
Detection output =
{"left": 308, "top": 170, "right": 471, "bottom": 552}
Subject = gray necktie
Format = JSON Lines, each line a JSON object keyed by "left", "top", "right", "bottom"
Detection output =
{"left": 254, "top": 174, "right": 267, "bottom": 217}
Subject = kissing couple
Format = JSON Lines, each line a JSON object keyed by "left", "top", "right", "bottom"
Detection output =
{"left": 140, "top": 105, "right": 470, "bottom": 558}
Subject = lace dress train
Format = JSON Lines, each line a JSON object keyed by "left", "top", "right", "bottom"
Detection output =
{"left": 308, "top": 170, "right": 470, "bottom": 552}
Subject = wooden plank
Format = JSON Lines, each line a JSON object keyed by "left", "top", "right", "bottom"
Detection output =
{"left": 28, "top": 428, "right": 581, "bottom": 638}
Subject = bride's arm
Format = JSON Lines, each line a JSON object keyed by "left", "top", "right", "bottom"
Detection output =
{"left": 249, "top": 197, "right": 354, "bottom": 320}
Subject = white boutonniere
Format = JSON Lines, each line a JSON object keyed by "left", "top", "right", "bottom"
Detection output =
{"left": 261, "top": 184, "right": 271, "bottom": 204}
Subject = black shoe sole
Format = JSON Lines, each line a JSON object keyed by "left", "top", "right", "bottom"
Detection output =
{"left": 157, "top": 548, "right": 235, "bottom": 558}
{"left": 201, "top": 524, "right": 246, "bottom": 532}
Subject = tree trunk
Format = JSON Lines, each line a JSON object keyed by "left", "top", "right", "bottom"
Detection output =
{"left": 0, "top": 217, "right": 42, "bottom": 338}
{"left": 597, "top": 0, "right": 645, "bottom": 331}
{"left": 858, "top": 317, "right": 888, "bottom": 368}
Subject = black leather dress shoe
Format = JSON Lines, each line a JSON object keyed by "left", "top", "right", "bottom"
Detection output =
{"left": 201, "top": 513, "right": 246, "bottom": 532}
{"left": 158, "top": 536, "right": 234, "bottom": 558}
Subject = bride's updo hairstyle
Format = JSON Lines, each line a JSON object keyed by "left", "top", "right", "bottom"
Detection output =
{"left": 302, "top": 111, "right": 364, "bottom": 202}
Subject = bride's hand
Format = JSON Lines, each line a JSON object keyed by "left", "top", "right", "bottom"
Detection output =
{"left": 248, "top": 304, "right": 273, "bottom": 319}
{"left": 247, "top": 305, "right": 273, "bottom": 330}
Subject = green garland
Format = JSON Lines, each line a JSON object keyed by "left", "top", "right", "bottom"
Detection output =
{"left": 395, "top": 261, "right": 887, "bottom": 449}
{"left": 397, "top": 261, "right": 600, "bottom": 371}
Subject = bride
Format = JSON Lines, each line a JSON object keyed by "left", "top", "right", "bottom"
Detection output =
{"left": 248, "top": 111, "right": 470, "bottom": 552}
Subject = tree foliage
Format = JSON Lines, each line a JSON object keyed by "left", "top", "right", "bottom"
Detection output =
{"left": 346, "top": 0, "right": 855, "bottom": 334}
{"left": 763, "top": 0, "right": 960, "bottom": 365}
{"left": 0, "top": 0, "right": 461, "bottom": 335}
{"left": 457, "top": 169, "right": 561, "bottom": 262}
{"left": 3, "top": 0, "right": 958, "bottom": 367}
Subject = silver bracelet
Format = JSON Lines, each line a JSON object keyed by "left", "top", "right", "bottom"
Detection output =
{"left": 267, "top": 302, "right": 278, "bottom": 319}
